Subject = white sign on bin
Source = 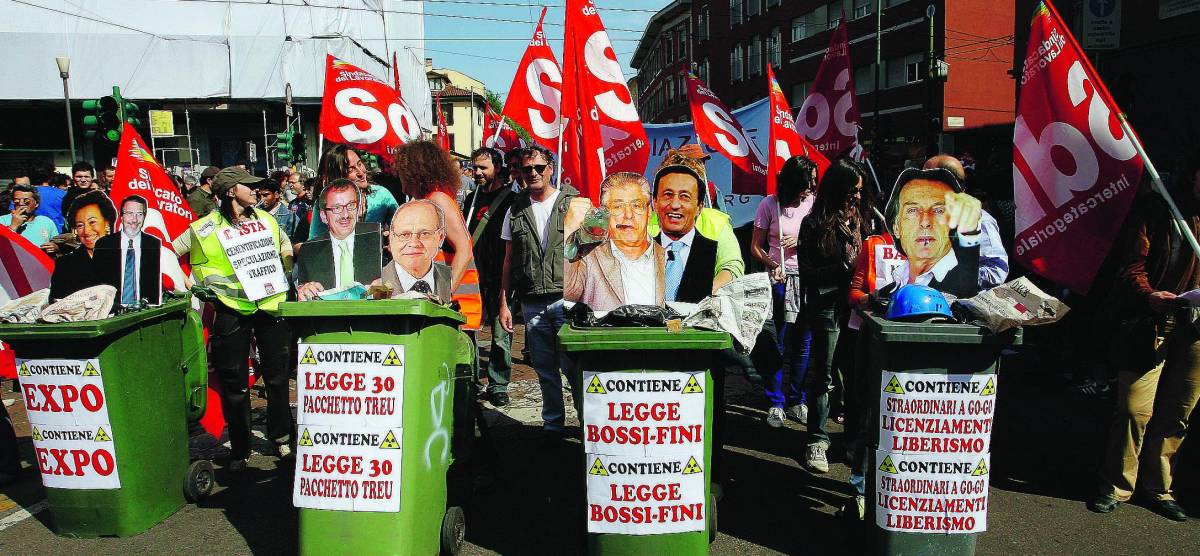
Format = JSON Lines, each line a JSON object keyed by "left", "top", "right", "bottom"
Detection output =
{"left": 293, "top": 424, "right": 402, "bottom": 512}
{"left": 875, "top": 451, "right": 990, "bottom": 534}
{"left": 582, "top": 371, "right": 706, "bottom": 457}
{"left": 585, "top": 451, "right": 707, "bottom": 535}
{"left": 878, "top": 371, "right": 996, "bottom": 455}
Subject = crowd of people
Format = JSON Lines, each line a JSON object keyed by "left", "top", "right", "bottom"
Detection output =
{"left": 1, "top": 140, "right": 1196, "bottom": 524}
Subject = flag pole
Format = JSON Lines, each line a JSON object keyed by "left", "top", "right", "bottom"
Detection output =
{"left": 1121, "top": 116, "right": 1200, "bottom": 256}
{"left": 555, "top": 116, "right": 566, "bottom": 189}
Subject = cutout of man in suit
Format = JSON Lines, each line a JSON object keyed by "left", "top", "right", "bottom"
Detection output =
{"left": 95, "top": 195, "right": 162, "bottom": 306}
{"left": 379, "top": 199, "right": 453, "bottom": 304}
{"left": 295, "top": 178, "right": 382, "bottom": 300}
{"left": 884, "top": 167, "right": 983, "bottom": 299}
{"left": 653, "top": 161, "right": 728, "bottom": 303}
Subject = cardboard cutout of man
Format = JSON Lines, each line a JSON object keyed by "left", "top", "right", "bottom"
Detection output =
{"left": 884, "top": 167, "right": 983, "bottom": 299}
{"left": 653, "top": 157, "right": 726, "bottom": 303}
{"left": 94, "top": 194, "right": 163, "bottom": 306}
{"left": 295, "top": 178, "right": 382, "bottom": 300}
{"left": 379, "top": 199, "right": 452, "bottom": 303}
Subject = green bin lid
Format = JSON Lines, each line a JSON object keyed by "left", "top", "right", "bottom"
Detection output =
{"left": 558, "top": 324, "right": 731, "bottom": 352}
{"left": 0, "top": 296, "right": 191, "bottom": 341}
{"left": 277, "top": 299, "right": 466, "bottom": 324}
{"left": 861, "top": 311, "right": 1022, "bottom": 346}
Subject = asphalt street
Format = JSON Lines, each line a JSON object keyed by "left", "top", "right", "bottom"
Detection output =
{"left": 1, "top": 333, "right": 1198, "bottom": 555}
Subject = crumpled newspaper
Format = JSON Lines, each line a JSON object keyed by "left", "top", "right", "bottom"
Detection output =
{"left": 682, "top": 272, "right": 772, "bottom": 353}
{"left": 0, "top": 289, "right": 50, "bottom": 324}
{"left": 953, "top": 277, "right": 1069, "bottom": 333}
{"left": 40, "top": 285, "right": 117, "bottom": 323}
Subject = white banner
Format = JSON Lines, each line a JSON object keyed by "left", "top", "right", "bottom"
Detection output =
{"left": 293, "top": 424, "right": 402, "bottom": 512}
{"left": 582, "top": 371, "right": 706, "bottom": 457}
{"left": 215, "top": 219, "right": 287, "bottom": 301}
{"left": 878, "top": 371, "right": 996, "bottom": 455}
{"left": 17, "top": 358, "right": 120, "bottom": 489}
{"left": 875, "top": 451, "right": 990, "bottom": 534}
{"left": 585, "top": 451, "right": 707, "bottom": 535}
{"left": 297, "top": 343, "right": 405, "bottom": 429}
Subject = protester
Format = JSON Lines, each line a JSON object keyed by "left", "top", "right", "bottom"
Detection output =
{"left": 29, "top": 162, "right": 66, "bottom": 232}
{"left": 1088, "top": 150, "right": 1200, "bottom": 522}
{"left": 255, "top": 176, "right": 298, "bottom": 241}
{"left": 565, "top": 172, "right": 666, "bottom": 311}
{"left": 49, "top": 191, "right": 114, "bottom": 300}
{"left": 94, "top": 195, "right": 163, "bottom": 306}
{"left": 464, "top": 147, "right": 516, "bottom": 406}
{"left": 499, "top": 144, "right": 579, "bottom": 445}
{"left": 380, "top": 199, "right": 453, "bottom": 304}
{"left": 98, "top": 164, "right": 116, "bottom": 192}
{"left": 279, "top": 168, "right": 301, "bottom": 203}
{"left": 310, "top": 145, "right": 399, "bottom": 238}
{"left": 752, "top": 156, "right": 818, "bottom": 427}
{"left": 288, "top": 177, "right": 314, "bottom": 245}
{"left": 504, "top": 148, "right": 525, "bottom": 192}
{"left": 797, "top": 158, "right": 869, "bottom": 473}
{"left": 295, "top": 179, "right": 382, "bottom": 300}
{"left": 188, "top": 166, "right": 220, "bottom": 218}
{"left": 2, "top": 184, "right": 59, "bottom": 252}
{"left": 172, "top": 167, "right": 295, "bottom": 471}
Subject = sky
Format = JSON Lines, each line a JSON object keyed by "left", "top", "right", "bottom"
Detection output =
{"left": 421, "top": 0, "right": 670, "bottom": 99}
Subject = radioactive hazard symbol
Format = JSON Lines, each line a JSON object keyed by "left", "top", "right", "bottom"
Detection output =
{"left": 31, "top": 427, "right": 42, "bottom": 442}
{"left": 883, "top": 376, "right": 905, "bottom": 395}
{"left": 589, "top": 458, "right": 609, "bottom": 476}
{"left": 83, "top": 362, "right": 100, "bottom": 377}
{"left": 971, "top": 459, "right": 989, "bottom": 477}
{"left": 298, "top": 429, "right": 314, "bottom": 447}
{"left": 17, "top": 363, "right": 30, "bottom": 377}
{"left": 379, "top": 430, "right": 401, "bottom": 449}
{"left": 586, "top": 375, "right": 607, "bottom": 394}
{"left": 879, "top": 455, "right": 898, "bottom": 474}
{"left": 299, "top": 348, "right": 317, "bottom": 365}
{"left": 682, "top": 456, "right": 703, "bottom": 475}
{"left": 682, "top": 375, "right": 704, "bottom": 394}
{"left": 382, "top": 348, "right": 403, "bottom": 366}
{"left": 979, "top": 377, "right": 996, "bottom": 396}
{"left": 95, "top": 426, "right": 112, "bottom": 442}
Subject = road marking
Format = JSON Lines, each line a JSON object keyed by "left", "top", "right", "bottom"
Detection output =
{"left": 0, "top": 500, "right": 48, "bottom": 532}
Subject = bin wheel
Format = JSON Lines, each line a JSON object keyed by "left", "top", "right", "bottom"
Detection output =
{"left": 440, "top": 506, "right": 465, "bottom": 556}
{"left": 184, "top": 460, "right": 215, "bottom": 502}
{"left": 708, "top": 493, "right": 718, "bottom": 544}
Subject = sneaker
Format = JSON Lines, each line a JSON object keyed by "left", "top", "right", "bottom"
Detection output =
{"left": 766, "top": 407, "right": 785, "bottom": 428}
{"left": 489, "top": 391, "right": 510, "bottom": 407}
{"left": 227, "top": 459, "right": 248, "bottom": 473}
{"left": 277, "top": 443, "right": 294, "bottom": 461}
{"left": 1147, "top": 498, "right": 1188, "bottom": 522}
{"left": 785, "top": 404, "right": 808, "bottom": 423}
{"left": 1087, "top": 493, "right": 1120, "bottom": 513}
{"left": 805, "top": 444, "right": 829, "bottom": 473}
{"left": 837, "top": 495, "right": 866, "bottom": 521}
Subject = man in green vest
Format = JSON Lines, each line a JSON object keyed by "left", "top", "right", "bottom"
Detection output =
{"left": 498, "top": 145, "right": 578, "bottom": 446}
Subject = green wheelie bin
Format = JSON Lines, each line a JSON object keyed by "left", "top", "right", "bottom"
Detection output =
{"left": 280, "top": 299, "right": 475, "bottom": 556}
{"left": 0, "top": 295, "right": 212, "bottom": 537}
{"left": 860, "top": 312, "right": 1020, "bottom": 555}
{"left": 559, "top": 324, "right": 731, "bottom": 555}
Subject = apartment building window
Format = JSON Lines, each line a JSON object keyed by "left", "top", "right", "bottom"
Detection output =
{"left": 731, "top": 44, "right": 744, "bottom": 81}
{"left": 768, "top": 28, "right": 782, "bottom": 67}
{"left": 678, "top": 28, "right": 687, "bottom": 59}
{"left": 766, "top": 0, "right": 780, "bottom": 7}
{"left": 886, "top": 53, "right": 922, "bottom": 88}
{"left": 678, "top": 74, "right": 687, "bottom": 102}
{"left": 698, "top": 7, "right": 710, "bottom": 40}
{"left": 887, "top": 0, "right": 907, "bottom": 6}
{"left": 855, "top": 64, "right": 877, "bottom": 94}
{"left": 667, "top": 77, "right": 676, "bottom": 106}
{"left": 697, "top": 58, "right": 709, "bottom": 82}
{"left": 432, "top": 102, "right": 454, "bottom": 125}
{"left": 747, "top": 0, "right": 760, "bottom": 17}
{"left": 731, "top": 0, "right": 743, "bottom": 25}
{"left": 827, "top": 1, "right": 845, "bottom": 28}
{"left": 853, "top": 0, "right": 873, "bottom": 19}
{"left": 791, "top": 81, "right": 813, "bottom": 108}
{"left": 665, "top": 34, "right": 673, "bottom": 62}
{"left": 793, "top": 5, "right": 828, "bottom": 41}
{"left": 748, "top": 35, "right": 762, "bottom": 76}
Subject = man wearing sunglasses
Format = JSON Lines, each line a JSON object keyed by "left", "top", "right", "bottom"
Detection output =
{"left": 294, "top": 178, "right": 382, "bottom": 300}
{"left": 498, "top": 145, "right": 580, "bottom": 446}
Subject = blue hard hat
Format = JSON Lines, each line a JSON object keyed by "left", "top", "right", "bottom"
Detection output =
{"left": 885, "top": 284, "right": 954, "bottom": 322}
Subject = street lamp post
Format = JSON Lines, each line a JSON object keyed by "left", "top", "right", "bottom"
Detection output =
{"left": 56, "top": 56, "right": 76, "bottom": 163}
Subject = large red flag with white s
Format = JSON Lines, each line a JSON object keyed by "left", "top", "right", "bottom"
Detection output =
{"left": 500, "top": 7, "right": 562, "bottom": 153}
{"left": 685, "top": 72, "right": 767, "bottom": 194}
{"left": 561, "top": 0, "right": 648, "bottom": 202}
{"left": 795, "top": 16, "right": 862, "bottom": 160}
{"left": 483, "top": 103, "right": 523, "bottom": 152}
{"left": 768, "top": 65, "right": 829, "bottom": 194}
{"left": 1013, "top": 0, "right": 1143, "bottom": 292}
{"left": 319, "top": 55, "right": 423, "bottom": 159}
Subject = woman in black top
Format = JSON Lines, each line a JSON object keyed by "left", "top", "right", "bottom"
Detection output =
{"left": 49, "top": 191, "right": 114, "bottom": 300}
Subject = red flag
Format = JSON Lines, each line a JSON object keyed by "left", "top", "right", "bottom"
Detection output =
{"left": 767, "top": 65, "right": 830, "bottom": 194}
{"left": 1013, "top": 0, "right": 1143, "bottom": 292}
{"left": 392, "top": 52, "right": 403, "bottom": 97}
{"left": 0, "top": 225, "right": 53, "bottom": 303}
{"left": 436, "top": 91, "right": 451, "bottom": 152}
{"left": 483, "top": 103, "right": 523, "bottom": 152}
{"left": 795, "top": 16, "right": 862, "bottom": 159}
{"left": 685, "top": 72, "right": 768, "bottom": 194}
{"left": 319, "top": 55, "right": 422, "bottom": 159}
{"left": 561, "top": 0, "right": 649, "bottom": 202}
{"left": 500, "top": 7, "right": 563, "bottom": 152}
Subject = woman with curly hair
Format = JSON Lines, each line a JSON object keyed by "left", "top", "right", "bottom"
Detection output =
{"left": 308, "top": 144, "right": 400, "bottom": 239}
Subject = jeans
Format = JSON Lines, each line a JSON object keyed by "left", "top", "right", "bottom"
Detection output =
{"left": 482, "top": 294, "right": 513, "bottom": 394}
{"left": 210, "top": 306, "right": 294, "bottom": 459}
{"left": 522, "top": 295, "right": 577, "bottom": 432}
{"left": 765, "top": 322, "right": 811, "bottom": 408}
{"left": 805, "top": 305, "right": 841, "bottom": 447}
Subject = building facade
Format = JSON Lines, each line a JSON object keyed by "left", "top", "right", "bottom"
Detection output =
{"left": 426, "top": 59, "right": 489, "bottom": 159}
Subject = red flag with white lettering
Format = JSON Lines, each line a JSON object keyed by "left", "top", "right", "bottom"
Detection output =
{"left": 500, "top": 7, "right": 562, "bottom": 153}
{"left": 483, "top": 103, "right": 523, "bottom": 152}
{"left": 1013, "top": 0, "right": 1143, "bottom": 292}
{"left": 686, "top": 72, "right": 768, "bottom": 194}
{"left": 319, "top": 55, "right": 422, "bottom": 159}
{"left": 767, "top": 65, "right": 829, "bottom": 194}
{"left": 561, "top": 0, "right": 649, "bottom": 202}
{"left": 436, "top": 91, "right": 451, "bottom": 152}
{"left": 795, "top": 16, "right": 862, "bottom": 160}
{"left": 0, "top": 228, "right": 48, "bottom": 379}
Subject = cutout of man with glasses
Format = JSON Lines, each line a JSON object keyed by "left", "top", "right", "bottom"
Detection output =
{"left": 378, "top": 199, "right": 452, "bottom": 304}
{"left": 294, "top": 178, "right": 382, "bottom": 300}
{"left": 95, "top": 194, "right": 163, "bottom": 306}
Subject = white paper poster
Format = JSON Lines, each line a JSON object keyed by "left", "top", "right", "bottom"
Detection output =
{"left": 296, "top": 343, "right": 405, "bottom": 428}
{"left": 582, "top": 371, "right": 706, "bottom": 457}
{"left": 18, "top": 358, "right": 121, "bottom": 489}
{"left": 214, "top": 219, "right": 287, "bottom": 301}
{"left": 875, "top": 450, "right": 990, "bottom": 534}
{"left": 293, "top": 425, "right": 403, "bottom": 512}
{"left": 585, "top": 452, "right": 707, "bottom": 535}
{"left": 878, "top": 371, "right": 996, "bottom": 455}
